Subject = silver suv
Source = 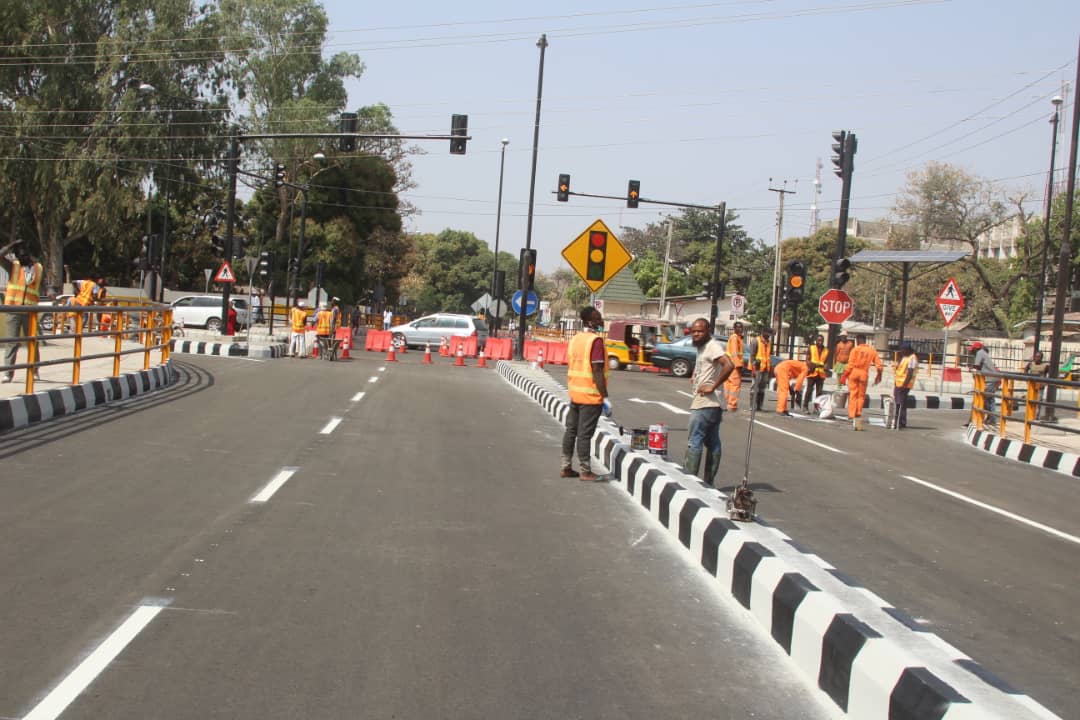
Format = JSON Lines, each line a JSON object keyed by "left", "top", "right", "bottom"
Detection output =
{"left": 171, "top": 295, "right": 250, "bottom": 331}
{"left": 389, "top": 313, "right": 488, "bottom": 350}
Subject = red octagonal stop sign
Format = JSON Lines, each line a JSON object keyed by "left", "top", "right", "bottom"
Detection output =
{"left": 818, "top": 288, "right": 854, "bottom": 324}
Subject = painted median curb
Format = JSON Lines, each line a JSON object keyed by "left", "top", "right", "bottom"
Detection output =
{"left": 169, "top": 339, "right": 289, "bottom": 359}
{"left": 497, "top": 360, "right": 1059, "bottom": 720}
{"left": 964, "top": 425, "right": 1080, "bottom": 479}
{"left": 0, "top": 362, "right": 175, "bottom": 434}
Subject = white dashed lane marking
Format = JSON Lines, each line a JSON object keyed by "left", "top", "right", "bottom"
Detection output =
{"left": 251, "top": 467, "right": 299, "bottom": 503}
{"left": 319, "top": 417, "right": 343, "bottom": 435}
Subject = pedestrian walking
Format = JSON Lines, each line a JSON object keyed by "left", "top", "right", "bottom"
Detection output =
{"left": 802, "top": 334, "right": 828, "bottom": 410}
{"left": 1, "top": 240, "right": 44, "bottom": 383}
{"left": 969, "top": 341, "right": 999, "bottom": 415}
{"left": 383, "top": 307, "right": 393, "bottom": 331}
{"left": 892, "top": 342, "right": 918, "bottom": 429}
{"left": 833, "top": 332, "right": 855, "bottom": 379}
{"left": 773, "top": 359, "right": 809, "bottom": 416}
{"left": 724, "top": 321, "right": 745, "bottom": 410}
{"left": 290, "top": 300, "right": 308, "bottom": 357}
{"left": 684, "top": 318, "right": 735, "bottom": 485}
{"left": 747, "top": 328, "right": 773, "bottom": 411}
{"left": 842, "top": 335, "right": 883, "bottom": 430}
{"left": 560, "top": 306, "right": 609, "bottom": 482}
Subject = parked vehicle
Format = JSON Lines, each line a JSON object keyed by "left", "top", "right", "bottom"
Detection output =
{"left": 603, "top": 318, "right": 682, "bottom": 371}
{"left": 651, "top": 334, "right": 781, "bottom": 379}
{"left": 170, "top": 295, "right": 250, "bottom": 332}
{"left": 389, "top": 313, "right": 489, "bottom": 350}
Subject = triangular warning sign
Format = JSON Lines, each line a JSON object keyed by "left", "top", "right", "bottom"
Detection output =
{"left": 939, "top": 278, "right": 962, "bottom": 302}
{"left": 939, "top": 302, "right": 961, "bottom": 327}
{"left": 214, "top": 261, "right": 236, "bottom": 283}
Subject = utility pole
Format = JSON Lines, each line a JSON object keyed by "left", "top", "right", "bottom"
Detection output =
{"left": 708, "top": 202, "right": 727, "bottom": 332}
{"left": 809, "top": 158, "right": 822, "bottom": 235}
{"left": 768, "top": 180, "right": 796, "bottom": 341}
{"left": 518, "top": 33, "right": 548, "bottom": 360}
{"left": 659, "top": 218, "right": 674, "bottom": 320}
{"left": 1034, "top": 95, "right": 1064, "bottom": 355}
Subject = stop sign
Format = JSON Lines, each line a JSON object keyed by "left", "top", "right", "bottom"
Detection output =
{"left": 818, "top": 288, "right": 854, "bottom": 324}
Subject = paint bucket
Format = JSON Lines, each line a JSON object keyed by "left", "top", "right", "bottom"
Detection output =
{"left": 630, "top": 428, "right": 649, "bottom": 451}
{"left": 648, "top": 423, "right": 668, "bottom": 455}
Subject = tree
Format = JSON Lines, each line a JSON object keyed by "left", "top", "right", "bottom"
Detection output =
{"left": 406, "top": 230, "right": 493, "bottom": 315}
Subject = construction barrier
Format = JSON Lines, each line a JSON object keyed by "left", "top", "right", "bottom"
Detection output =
{"left": 485, "top": 337, "right": 513, "bottom": 361}
{"left": 365, "top": 329, "right": 392, "bottom": 352}
{"left": 449, "top": 334, "right": 478, "bottom": 358}
{"left": 545, "top": 341, "right": 568, "bottom": 365}
{"left": 523, "top": 340, "right": 547, "bottom": 362}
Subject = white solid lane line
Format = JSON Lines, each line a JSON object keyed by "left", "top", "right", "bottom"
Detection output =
{"left": 629, "top": 397, "right": 690, "bottom": 415}
{"left": 23, "top": 605, "right": 163, "bottom": 720}
{"left": 251, "top": 467, "right": 299, "bottom": 503}
{"left": 903, "top": 475, "right": 1080, "bottom": 546}
{"left": 319, "top": 417, "right": 343, "bottom": 435}
{"left": 351, "top": 391, "right": 366, "bottom": 402}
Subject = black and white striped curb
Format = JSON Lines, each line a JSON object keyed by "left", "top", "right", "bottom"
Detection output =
{"left": 0, "top": 362, "right": 175, "bottom": 434}
{"left": 965, "top": 425, "right": 1080, "bottom": 479}
{"left": 876, "top": 393, "right": 971, "bottom": 410}
{"left": 169, "top": 339, "right": 289, "bottom": 359}
{"left": 496, "top": 359, "right": 1059, "bottom": 720}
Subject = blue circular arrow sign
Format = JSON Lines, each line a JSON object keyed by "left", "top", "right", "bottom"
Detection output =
{"left": 511, "top": 290, "right": 539, "bottom": 315}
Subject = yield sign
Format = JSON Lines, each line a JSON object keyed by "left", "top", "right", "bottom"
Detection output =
{"left": 562, "top": 219, "right": 633, "bottom": 292}
{"left": 213, "top": 261, "right": 237, "bottom": 284}
{"left": 936, "top": 277, "right": 964, "bottom": 327}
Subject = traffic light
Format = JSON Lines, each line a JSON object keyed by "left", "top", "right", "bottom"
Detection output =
{"left": 780, "top": 283, "right": 790, "bottom": 310}
{"left": 233, "top": 236, "right": 249, "bottom": 258}
{"left": 274, "top": 163, "right": 287, "bottom": 188}
{"left": 786, "top": 260, "right": 806, "bottom": 305}
{"left": 339, "top": 112, "right": 358, "bottom": 152}
{"left": 519, "top": 248, "right": 537, "bottom": 292}
{"left": 557, "top": 173, "right": 570, "bottom": 202}
{"left": 259, "top": 250, "right": 274, "bottom": 277}
{"left": 627, "top": 179, "right": 640, "bottom": 208}
{"left": 832, "top": 257, "right": 852, "bottom": 288}
{"left": 831, "top": 130, "right": 846, "bottom": 179}
{"left": 586, "top": 230, "right": 607, "bottom": 282}
{"left": 450, "top": 114, "right": 468, "bottom": 155}
{"left": 210, "top": 234, "right": 225, "bottom": 256}
{"left": 493, "top": 270, "right": 505, "bottom": 299}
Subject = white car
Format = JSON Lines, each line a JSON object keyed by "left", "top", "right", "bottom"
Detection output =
{"left": 389, "top": 313, "right": 488, "bottom": 350}
{"left": 170, "top": 295, "right": 250, "bottom": 332}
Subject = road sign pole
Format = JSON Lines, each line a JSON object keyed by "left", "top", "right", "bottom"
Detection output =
{"left": 939, "top": 325, "right": 949, "bottom": 394}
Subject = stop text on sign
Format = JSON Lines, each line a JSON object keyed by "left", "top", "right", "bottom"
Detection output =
{"left": 820, "top": 298, "right": 851, "bottom": 313}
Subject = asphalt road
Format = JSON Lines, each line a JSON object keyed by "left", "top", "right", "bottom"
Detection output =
{"left": 545, "top": 364, "right": 1079, "bottom": 718}
{"left": 0, "top": 352, "right": 839, "bottom": 720}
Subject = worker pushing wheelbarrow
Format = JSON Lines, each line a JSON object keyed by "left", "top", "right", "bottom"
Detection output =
{"left": 313, "top": 303, "right": 341, "bottom": 361}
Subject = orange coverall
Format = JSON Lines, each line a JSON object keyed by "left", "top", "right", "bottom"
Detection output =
{"left": 724, "top": 333, "right": 744, "bottom": 410}
{"left": 845, "top": 344, "right": 883, "bottom": 418}
{"left": 773, "top": 359, "right": 809, "bottom": 413}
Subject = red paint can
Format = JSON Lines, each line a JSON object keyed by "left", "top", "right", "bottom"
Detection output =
{"left": 648, "top": 423, "right": 668, "bottom": 455}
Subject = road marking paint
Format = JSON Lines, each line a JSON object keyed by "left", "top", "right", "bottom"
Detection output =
{"left": 753, "top": 420, "right": 846, "bottom": 454}
{"left": 351, "top": 391, "right": 366, "bottom": 402}
{"left": 368, "top": 376, "right": 379, "bottom": 384}
{"left": 629, "top": 397, "right": 690, "bottom": 415}
{"left": 320, "top": 417, "right": 343, "bottom": 435}
{"left": 902, "top": 475, "right": 1080, "bottom": 546}
{"left": 23, "top": 605, "right": 163, "bottom": 720}
{"left": 251, "top": 467, "right": 298, "bottom": 503}
{"left": 378, "top": 366, "right": 386, "bottom": 372}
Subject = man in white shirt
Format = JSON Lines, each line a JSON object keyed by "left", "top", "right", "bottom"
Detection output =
{"left": 684, "top": 318, "right": 735, "bottom": 486}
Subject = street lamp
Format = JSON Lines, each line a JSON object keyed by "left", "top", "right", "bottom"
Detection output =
{"left": 1034, "top": 95, "right": 1064, "bottom": 356}
{"left": 492, "top": 138, "right": 509, "bottom": 336}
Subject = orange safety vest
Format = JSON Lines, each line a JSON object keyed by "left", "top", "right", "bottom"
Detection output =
{"left": 567, "top": 331, "right": 606, "bottom": 405}
{"left": 315, "top": 309, "right": 333, "bottom": 335}
{"left": 74, "top": 279, "right": 96, "bottom": 306}
{"left": 727, "top": 334, "right": 744, "bottom": 367}
{"left": 754, "top": 337, "right": 771, "bottom": 372}
{"left": 290, "top": 307, "right": 308, "bottom": 332}
{"left": 809, "top": 345, "right": 829, "bottom": 377}
{"left": 4, "top": 261, "right": 43, "bottom": 305}
{"left": 895, "top": 354, "right": 915, "bottom": 388}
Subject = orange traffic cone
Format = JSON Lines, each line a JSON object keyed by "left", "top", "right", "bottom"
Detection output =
{"left": 386, "top": 342, "right": 397, "bottom": 362}
{"left": 454, "top": 344, "right": 465, "bottom": 367}
{"left": 439, "top": 337, "right": 450, "bottom": 357}
{"left": 476, "top": 349, "right": 487, "bottom": 368}
{"left": 423, "top": 342, "right": 433, "bottom": 364}
{"left": 536, "top": 348, "right": 545, "bottom": 369}
{"left": 340, "top": 335, "right": 351, "bottom": 360}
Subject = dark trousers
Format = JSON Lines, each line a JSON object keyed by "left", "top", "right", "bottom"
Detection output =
{"left": 562, "top": 402, "right": 603, "bottom": 471}
{"left": 754, "top": 371, "right": 769, "bottom": 410}
{"left": 802, "top": 376, "right": 825, "bottom": 409}
{"left": 893, "top": 386, "right": 911, "bottom": 428}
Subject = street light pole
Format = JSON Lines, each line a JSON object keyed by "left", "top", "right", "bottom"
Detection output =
{"left": 492, "top": 138, "right": 509, "bottom": 337}
{"left": 518, "top": 33, "right": 547, "bottom": 360}
{"left": 1034, "top": 96, "right": 1064, "bottom": 356}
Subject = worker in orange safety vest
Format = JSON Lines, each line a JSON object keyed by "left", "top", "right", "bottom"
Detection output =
{"left": 841, "top": 335, "right": 883, "bottom": 430}
{"left": 773, "top": 359, "right": 809, "bottom": 416}
{"left": 723, "top": 321, "right": 745, "bottom": 410}
{"left": 561, "top": 306, "right": 609, "bottom": 482}
{"left": 289, "top": 300, "right": 309, "bottom": 358}
{"left": 1, "top": 240, "right": 44, "bottom": 383}
{"left": 802, "top": 334, "right": 829, "bottom": 411}
{"left": 314, "top": 302, "right": 335, "bottom": 354}
{"left": 747, "top": 328, "right": 773, "bottom": 411}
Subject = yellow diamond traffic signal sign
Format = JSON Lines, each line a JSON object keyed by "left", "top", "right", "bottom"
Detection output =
{"left": 562, "top": 219, "right": 633, "bottom": 292}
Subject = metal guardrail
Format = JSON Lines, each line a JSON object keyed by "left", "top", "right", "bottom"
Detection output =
{"left": 971, "top": 370, "right": 1080, "bottom": 444}
{"left": 0, "top": 302, "right": 173, "bottom": 395}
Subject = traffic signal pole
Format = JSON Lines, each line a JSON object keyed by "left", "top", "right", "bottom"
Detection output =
{"left": 220, "top": 134, "right": 240, "bottom": 335}
{"left": 826, "top": 131, "right": 856, "bottom": 362}
{"left": 708, "top": 202, "right": 727, "bottom": 333}
{"left": 518, "top": 33, "right": 548, "bottom": 360}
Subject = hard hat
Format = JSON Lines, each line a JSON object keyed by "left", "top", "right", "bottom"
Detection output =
{"left": 320, "top": 302, "right": 329, "bottom": 310}
{"left": 297, "top": 300, "right": 305, "bottom": 307}
{"left": 970, "top": 341, "right": 983, "bottom": 350}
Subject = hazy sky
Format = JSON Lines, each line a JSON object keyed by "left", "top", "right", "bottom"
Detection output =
{"left": 318, "top": 0, "right": 1079, "bottom": 273}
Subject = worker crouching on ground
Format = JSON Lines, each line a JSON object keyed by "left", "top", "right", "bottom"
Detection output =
{"left": 773, "top": 358, "right": 809, "bottom": 416}
{"left": 842, "top": 335, "right": 883, "bottom": 430}
{"left": 684, "top": 318, "right": 735, "bottom": 486}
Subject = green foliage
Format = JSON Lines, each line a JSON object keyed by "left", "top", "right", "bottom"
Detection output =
{"left": 405, "top": 230, "right": 494, "bottom": 315}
